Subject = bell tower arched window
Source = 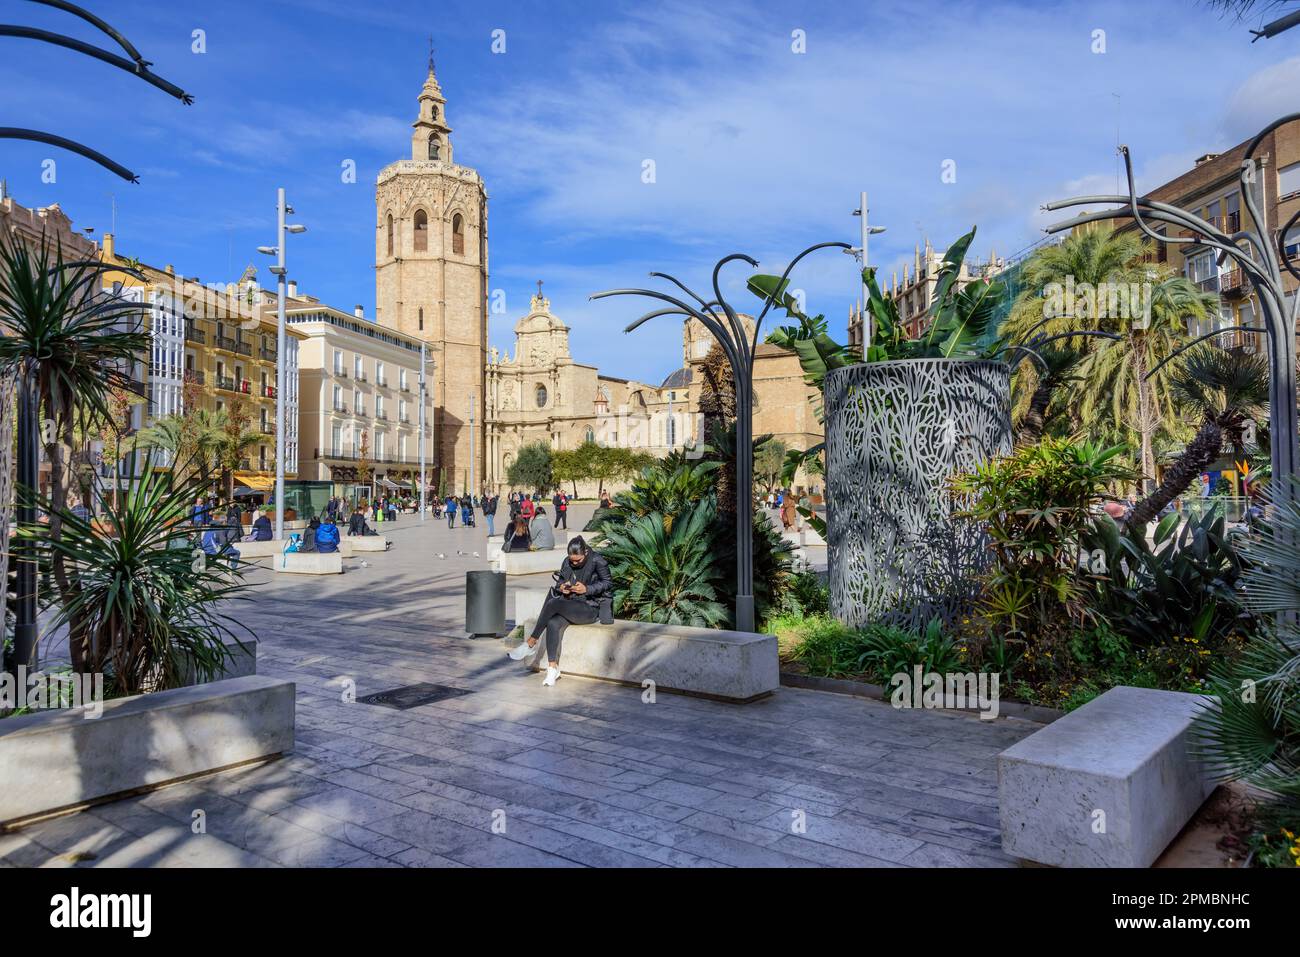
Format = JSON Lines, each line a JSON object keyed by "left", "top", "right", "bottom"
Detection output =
{"left": 428, "top": 135, "right": 439, "bottom": 161}
{"left": 386, "top": 214, "right": 394, "bottom": 256}
{"left": 413, "top": 209, "right": 428, "bottom": 252}
{"left": 452, "top": 213, "right": 465, "bottom": 255}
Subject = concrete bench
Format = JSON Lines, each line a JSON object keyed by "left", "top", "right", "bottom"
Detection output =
{"left": 493, "top": 548, "right": 562, "bottom": 576}
{"left": 238, "top": 539, "right": 353, "bottom": 559}
{"left": 177, "top": 635, "right": 257, "bottom": 687}
{"left": 0, "top": 675, "right": 295, "bottom": 826}
{"left": 346, "top": 535, "right": 389, "bottom": 552}
{"left": 273, "top": 552, "right": 343, "bottom": 575}
{"left": 517, "top": 617, "right": 778, "bottom": 703}
{"left": 997, "top": 685, "right": 1215, "bottom": 867}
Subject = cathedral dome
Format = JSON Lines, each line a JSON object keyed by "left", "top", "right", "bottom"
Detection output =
{"left": 659, "top": 367, "right": 693, "bottom": 390}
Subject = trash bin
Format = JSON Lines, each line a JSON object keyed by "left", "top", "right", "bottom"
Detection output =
{"left": 465, "top": 570, "right": 506, "bottom": 638}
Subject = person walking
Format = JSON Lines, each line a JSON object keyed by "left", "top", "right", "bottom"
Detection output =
{"left": 508, "top": 536, "right": 613, "bottom": 686}
{"left": 520, "top": 494, "right": 536, "bottom": 523}
{"left": 780, "top": 490, "right": 796, "bottom": 531}
{"left": 483, "top": 493, "right": 498, "bottom": 536}
{"left": 445, "top": 493, "right": 457, "bottom": 528}
{"left": 552, "top": 489, "right": 568, "bottom": 529}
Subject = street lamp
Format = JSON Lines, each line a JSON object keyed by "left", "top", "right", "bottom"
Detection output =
{"left": 592, "top": 241, "right": 851, "bottom": 631}
{"left": 851, "top": 192, "right": 887, "bottom": 343}
{"left": 257, "top": 188, "right": 306, "bottom": 542}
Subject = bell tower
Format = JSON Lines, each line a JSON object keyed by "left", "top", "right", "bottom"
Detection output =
{"left": 375, "top": 56, "right": 489, "bottom": 493}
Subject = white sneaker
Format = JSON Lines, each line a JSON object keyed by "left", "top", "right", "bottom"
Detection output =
{"left": 542, "top": 666, "right": 561, "bottom": 687}
{"left": 508, "top": 637, "right": 538, "bottom": 661}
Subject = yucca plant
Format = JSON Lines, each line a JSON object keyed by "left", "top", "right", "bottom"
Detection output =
{"left": 1195, "top": 479, "right": 1300, "bottom": 826}
{"left": 18, "top": 459, "right": 251, "bottom": 695}
{"left": 599, "top": 499, "right": 727, "bottom": 627}
{"left": 0, "top": 231, "right": 151, "bottom": 670}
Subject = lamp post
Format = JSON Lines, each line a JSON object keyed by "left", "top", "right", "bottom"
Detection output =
{"left": 851, "top": 192, "right": 887, "bottom": 342}
{"left": 419, "top": 342, "right": 427, "bottom": 520}
{"left": 592, "top": 242, "right": 851, "bottom": 631}
{"left": 257, "top": 188, "right": 306, "bottom": 542}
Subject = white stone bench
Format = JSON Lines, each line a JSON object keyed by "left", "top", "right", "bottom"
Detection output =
{"left": 238, "top": 539, "right": 353, "bottom": 559}
{"left": 513, "top": 585, "right": 550, "bottom": 626}
{"left": 493, "top": 548, "right": 562, "bottom": 576}
{"left": 517, "top": 617, "right": 779, "bottom": 703}
{"left": 347, "top": 535, "right": 389, "bottom": 552}
{"left": 997, "top": 686, "right": 1215, "bottom": 867}
{"left": 273, "top": 552, "right": 343, "bottom": 575}
{"left": 0, "top": 675, "right": 295, "bottom": 826}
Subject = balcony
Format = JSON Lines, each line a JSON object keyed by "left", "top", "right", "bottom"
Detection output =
{"left": 356, "top": 372, "right": 368, "bottom": 383}
{"left": 1220, "top": 268, "right": 1246, "bottom": 298}
{"left": 185, "top": 322, "right": 206, "bottom": 344}
{"left": 260, "top": 346, "right": 277, "bottom": 361}
{"left": 376, "top": 376, "right": 388, "bottom": 388}
{"left": 215, "top": 335, "right": 238, "bottom": 352}
{"left": 185, "top": 370, "right": 205, "bottom": 386}
{"left": 333, "top": 402, "right": 348, "bottom": 413}
{"left": 263, "top": 384, "right": 276, "bottom": 399}
{"left": 399, "top": 383, "right": 411, "bottom": 393}
{"left": 399, "top": 414, "right": 411, "bottom": 424}
{"left": 235, "top": 340, "right": 252, "bottom": 357}
{"left": 216, "top": 376, "right": 252, "bottom": 394}
{"left": 335, "top": 367, "right": 348, "bottom": 378}
{"left": 354, "top": 407, "right": 367, "bottom": 417}
{"left": 375, "top": 411, "right": 388, "bottom": 421}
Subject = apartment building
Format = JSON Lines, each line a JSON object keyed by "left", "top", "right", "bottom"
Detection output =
{"left": 99, "top": 234, "right": 304, "bottom": 490}
{"left": 287, "top": 302, "right": 435, "bottom": 496}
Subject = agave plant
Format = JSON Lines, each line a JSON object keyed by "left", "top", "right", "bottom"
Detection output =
{"left": 19, "top": 459, "right": 251, "bottom": 695}
{"left": 599, "top": 499, "right": 727, "bottom": 627}
{"left": 1195, "top": 479, "right": 1300, "bottom": 818}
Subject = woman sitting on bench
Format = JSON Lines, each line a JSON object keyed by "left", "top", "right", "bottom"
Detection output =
{"left": 509, "top": 536, "right": 613, "bottom": 686}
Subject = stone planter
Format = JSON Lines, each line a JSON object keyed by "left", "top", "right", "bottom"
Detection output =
{"left": 823, "top": 358, "right": 1010, "bottom": 629}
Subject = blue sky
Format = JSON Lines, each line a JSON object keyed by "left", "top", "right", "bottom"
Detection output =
{"left": 2, "top": 0, "right": 1296, "bottom": 384}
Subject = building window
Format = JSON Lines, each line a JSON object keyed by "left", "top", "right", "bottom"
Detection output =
{"left": 418, "top": 307, "right": 424, "bottom": 331}
{"left": 413, "top": 209, "right": 429, "bottom": 252}
{"left": 1285, "top": 226, "right": 1300, "bottom": 261}
{"left": 354, "top": 354, "right": 363, "bottom": 379}
{"left": 399, "top": 369, "right": 408, "bottom": 390}
{"left": 1279, "top": 161, "right": 1300, "bottom": 199}
{"left": 584, "top": 427, "right": 595, "bottom": 444}
{"left": 333, "top": 349, "right": 343, "bottom": 374}
{"left": 452, "top": 214, "right": 464, "bottom": 255}
{"left": 376, "top": 433, "right": 386, "bottom": 460}
{"left": 332, "top": 424, "right": 342, "bottom": 455}
{"left": 386, "top": 214, "right": 394, "bottom": 256}
{"left": 535, "top": 383, "right": 547, "bottom": 408}
{"left": 428, "top": 135, "right": 440, "bottom": 161}
{"left": 333, "top": 384, "right": 342, "bottom": 410}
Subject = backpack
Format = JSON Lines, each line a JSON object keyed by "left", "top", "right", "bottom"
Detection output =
{"left": 283, "top": 534, "right": 302, "bottom": 554}
{"left": 316, "top": 522, "right": 340, "bottom": 553}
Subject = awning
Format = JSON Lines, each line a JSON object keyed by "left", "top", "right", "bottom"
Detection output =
{"left": 378, "top": 478, "right": 404, "bottom": 491}
{"left": 234, "top": 472, "right": 275, "bottom": 492}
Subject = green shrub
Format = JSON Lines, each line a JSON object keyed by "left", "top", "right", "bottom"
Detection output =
{"left": 781, "top": 568, "right": 830, "bottom": 618}
{"left": 787, "top": 615, "right": 862, "bottom": 678}
{"left": 855, "top": 618, "right": 963, "bottom": 684}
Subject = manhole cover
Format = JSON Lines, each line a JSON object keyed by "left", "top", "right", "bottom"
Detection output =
{"left": 357, "top": 683, "right": 472, "bottom": 710}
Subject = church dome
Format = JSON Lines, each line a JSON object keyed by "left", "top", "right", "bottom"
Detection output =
{"left": 660, "top": 367, "right": 693, "bottom": 389}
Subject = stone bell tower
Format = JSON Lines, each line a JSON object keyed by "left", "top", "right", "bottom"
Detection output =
{"left": 375, "top": 54, "right": 489, "bottom": 493}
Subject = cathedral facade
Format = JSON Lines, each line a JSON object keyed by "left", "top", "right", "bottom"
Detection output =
{"left": 375, "top": 60, "right": 823, "bottom": 498}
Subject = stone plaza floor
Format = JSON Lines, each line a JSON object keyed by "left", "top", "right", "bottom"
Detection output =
{"left": 1, "top": 504, "right": 1041, "bottom": 868}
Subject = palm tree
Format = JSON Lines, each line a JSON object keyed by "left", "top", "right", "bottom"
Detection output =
{"left": 211, "top": 404, "right": 261, "bottom": 502}
{"left": 1078, "top": 275, "right": 1216, "bottom": 490}
{"left": 1014, "top": 345, "right": 1082, "bottom": 445}
{"left": 1128, "top": 346, "right": 1270, "bottom": 527}
{"left": 0, "top": 232, "right": 150, "bottom": 670}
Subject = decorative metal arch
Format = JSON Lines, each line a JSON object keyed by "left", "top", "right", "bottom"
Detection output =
{"left": 1042, "top": 113, "right": 1300, "bottom": 511}
{"left": 0, "top": 1, "right": 193, "bottom": 182}
{"left": 591, "top": 241, "right": 852, "bottom": 631}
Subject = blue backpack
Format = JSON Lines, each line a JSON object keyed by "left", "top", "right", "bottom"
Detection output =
{"left": 316, "top": 522, "right": 340, "bottom": 553}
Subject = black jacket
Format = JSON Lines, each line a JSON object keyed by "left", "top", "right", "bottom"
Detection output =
{"left": 554, "top": 551, "right": 612, "bottom": 606}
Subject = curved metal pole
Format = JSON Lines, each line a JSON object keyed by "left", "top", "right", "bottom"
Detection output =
{"left": 0, "top": 127, "right": 137, "bottom": 182}
{"left": 26, "top": 0, "right": 149, "bottom": 65}
{"left": 1142, "top": 326, "right": 1267, "bottom": 381}
{"left": 1005, "top": 345, "right": 1050, "bottom": 372}
{"left": 0, "top": 25, "right": 193, "bottom": 103}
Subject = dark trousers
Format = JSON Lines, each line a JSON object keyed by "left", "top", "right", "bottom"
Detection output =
{"left": 554, "top": 509, "right": 566, "bottom": 528}
{"left": 530, "top": 595, "right": 598, "bottom": 662}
